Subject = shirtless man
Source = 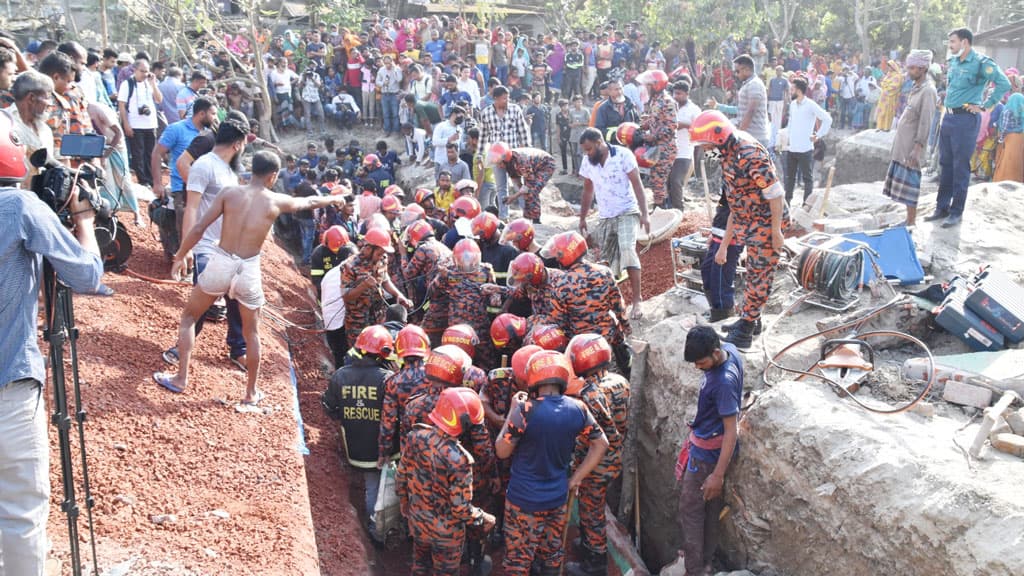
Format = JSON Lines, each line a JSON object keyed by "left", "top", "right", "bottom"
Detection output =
{"left": 154, "top": 151, "right": 348, "bottom": 406}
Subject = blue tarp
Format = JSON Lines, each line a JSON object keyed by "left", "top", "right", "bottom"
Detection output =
{"left": 843, "top": 226, "right": 925, "bottom": 285}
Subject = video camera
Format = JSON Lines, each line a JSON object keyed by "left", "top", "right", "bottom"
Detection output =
{"left": 31, "top": 133, "right": 133, "bottom": 270}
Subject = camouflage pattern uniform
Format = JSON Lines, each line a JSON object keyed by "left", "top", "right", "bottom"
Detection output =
{"left": 377, "top": 359, "right": 429, "bottom": 459}
{"left": 464, "top": 364, "right": 489, "bottom": 392}
{"left": 641, "top": 91, "right": 679, "bottom": 205}
{"left": 403, "top": 239, "right": 454, "bottom": 339}
{"left": 574, "top": 371, "right": 630, "bottom": 556}
{"left": 339, "top": 253, "right": 392, "bottom": 346}
{"left": 548, "top": 259, "right": 630, "bottom": 347}
{"left": 720, "top": 135, "right": 786, "bottom": 322}
{"left": 430, "top": 264, "right": 500, "bottom": 369}
{"left": 397, "top": 424, "right": 488, "bottom": 575}
{"left": 500, "top": 267, "right": 564, "bottom": 323}
{"left": 509, "top": 148, "right": 557, "bottom": 221}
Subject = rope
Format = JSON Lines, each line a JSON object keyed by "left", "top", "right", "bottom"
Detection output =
{"left": 121, "top": 268, "right": 192, "bottom": 287}
{"left": 795, "top": 245, "right": 864, "bottom": 302}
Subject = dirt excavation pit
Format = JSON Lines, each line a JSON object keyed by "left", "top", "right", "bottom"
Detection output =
{"left": 632, "top": 181, "right": 1024, "bottom": 576}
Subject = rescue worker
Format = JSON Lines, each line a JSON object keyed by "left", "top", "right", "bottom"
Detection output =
{"left": 339, "top": 227, "right": 413, "bottom": 347}
{"left": 702, "top": 191, "right": 744, "bottom": 324}
{"left": 442, "top": 195, "right": 483, "bottom": 249}
{"left": 377, "top": 324, "right": 432, "bottom": 464}
{"left": 636, "top": 69, "right": 678, "bottom": 208}
{"left": 321, "top": 325, "right": 395, "bottom": 545}
{"left": 500, "top": 217, "right": 541, "bottom": 254}
{"left": 565, "top": 334, "right": 630, "bottom": 576}
{"left": 526, "top": 324, "right": 569, "bottom": 352}
{"left": 430, "top": 239, "right": 501, "bottom": 369}
{"left": 310, "top": 225, "right": 353, "bottom": 299}
{"left": 364, "top": 153, "right": 394, "bottom": 191}
{"left": 690, "top": 110, "right": 786, "bottom": 349}
{"left": 442, "top": 324, "right": 490, "bottom": 391}
{"left": 486, "top": 142, "right": 557, "bottom": 224}
{"left": 543, "top": 231, "right": 632, "bottom": 378}
{"left": 492, "top": 251, "right": 564, "bottom": 320}
{"left": 397, "top": 387, "right": 497, "bottom": 575}
{"left": 496, "top": 351, "right": 610, "bottom": 576}
{"left": 402, "top": 220, "right": 453, "bottom": 342}
{"left": 381, "top": 194, "right": 407, "bottom": 296}
{"left": 414, "top": 186, "right": 447, "bottom": 222}
{"left": 404, "top": 346, "right": 498, "bottom": 575}
{"left": 472, "top": 212, "right": 518, "bottom": 287}
{"left": 675, "top": 326, "right": 742, "bottom": 576}
{"left": 489, "top": 312, "right": 528, "bottom": 367}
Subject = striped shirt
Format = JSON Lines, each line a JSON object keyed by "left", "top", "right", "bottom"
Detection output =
{"left": 478, "top": 103, "right": 531, "bottom": 149}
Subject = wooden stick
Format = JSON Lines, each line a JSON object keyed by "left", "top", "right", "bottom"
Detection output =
{"left": 700, "top": 155, "right": 713, "bottom": 221}
{"left": 817, "top": 166, "right": 836, "bottom": 218}
{"left": 560, "top": 490, "right": 577, "bottom": 576}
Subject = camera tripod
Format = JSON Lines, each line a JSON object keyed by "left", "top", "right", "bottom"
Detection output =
{"left": 42, "top": 259, "right": 99, "bottom": 576}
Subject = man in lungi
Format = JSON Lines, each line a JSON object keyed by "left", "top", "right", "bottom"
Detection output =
{"left": 882, "top": 50, "right": 937, "bottom": 226}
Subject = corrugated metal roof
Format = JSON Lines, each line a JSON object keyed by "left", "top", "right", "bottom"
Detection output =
{"left": 975, "top": 21, "right": 1024, "bottom": 45}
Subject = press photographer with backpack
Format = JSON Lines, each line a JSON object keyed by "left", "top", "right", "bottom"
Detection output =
{"left": 0, "top": 110, "right": 105, "bottom": 575}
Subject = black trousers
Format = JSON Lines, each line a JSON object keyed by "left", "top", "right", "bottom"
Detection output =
{"left": 325, "top": 327, "right": 348, "bottom": 369}
{"left": 127, "top": 128, "right": 156, "bottom": 187}
{"left": 784, "top": 150, "right": 813, "bottom": 204}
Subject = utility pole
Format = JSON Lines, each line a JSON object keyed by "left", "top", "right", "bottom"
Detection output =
{"left": 99, "top": 0, "right": 109, "bottom": 47}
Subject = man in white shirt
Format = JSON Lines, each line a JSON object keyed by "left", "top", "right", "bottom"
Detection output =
{"left": 299, "top": 65, "right": 326, "bottom": 135}
{"left": 328, "top": 90, "right": 360, "bottom": 129}
{"left": 668, "top": 80, "right": 701, "bottom": 210}
{"left": 457, "top": 64, "right": 482, "bottom": 109}
{"left": 836, "top": 67, "right": 859, "bottom": 130}
{"left": 784, "top": 77, "right": 832, "bottom": 204}
{"left": 117, "top": 58, "right": 163, "bottom": 187}
{"left": 375, "top": 55, "right": 403, "bottom": 135}
{"left": 578, "top": 127, "right": 650, "bottom": 320}
{"left": 401, "top": 121, "right": 429, "bottom": 164}
{"left": 431, "top": 104, "right": 465, "bottom": 179}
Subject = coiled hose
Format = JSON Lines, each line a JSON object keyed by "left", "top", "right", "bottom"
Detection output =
{"left": 796, "top": 245, "right": 864, "bottom": 302}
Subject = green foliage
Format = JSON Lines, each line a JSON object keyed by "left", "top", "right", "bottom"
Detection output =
{"left": 310, "top": 0, "right": 368, "bottom": 30}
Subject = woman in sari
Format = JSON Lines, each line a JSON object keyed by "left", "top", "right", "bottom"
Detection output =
{"left": 994, "top": 93, "right": 1024, "bottom": 183}
{"left": 970, "top": 89, "right": 1002, "bottom": 181}
{"left": 876, "top": 59, "right": 903, "bottom": 131}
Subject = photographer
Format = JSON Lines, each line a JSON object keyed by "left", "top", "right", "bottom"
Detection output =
{"left": 0, "top": 110, "right": 104, "bottom": 576}
{"left": 117, "top": 58, "right": 163, "bottom": 188}
{"left": 299, "top": 65, "right": 326, "bottom": 136}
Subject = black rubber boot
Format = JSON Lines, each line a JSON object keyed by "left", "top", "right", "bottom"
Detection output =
{"left": 709, "top": 308, "right": 734, "bottom": 322}
{"left": 567, "top": 547, "right": 607, "bottom": 576}
{"left": 723, "top": 316, "right": 762, "bottom": 336}
{"left": 723, "top": 318, "right": 756, "bottom": 350}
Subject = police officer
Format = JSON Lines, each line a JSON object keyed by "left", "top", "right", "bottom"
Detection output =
{"left": 321, "top": 325, "right": 395, "bottom": 545}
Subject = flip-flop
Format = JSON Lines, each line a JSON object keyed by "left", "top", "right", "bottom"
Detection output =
{"left": 162, "top": 347, "right": 179, "bottom": 367}
{"left": 153, "top": 371, "right": 185, "bottom": 394}
{"left": 630, "top": 306, "right": 644, "bottom": 321}
{"left": 235, "top": 390, "right": 266, "bottom": 413}
{"left": 229, "top": 355, "right": 247, "bottom": 372}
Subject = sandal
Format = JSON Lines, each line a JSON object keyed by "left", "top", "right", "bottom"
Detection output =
{"left": 153, "top": 371, "right": 185, "bottom": 394}
{"left": 162, "top": 347, "right": 179, "bottom": 367}
{"left": 229, "top": 355, "right": 248, "bottom": 372}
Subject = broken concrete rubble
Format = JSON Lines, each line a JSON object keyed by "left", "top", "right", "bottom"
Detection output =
{"left": 831, "top": 129, "right": 895, "bottom": 186}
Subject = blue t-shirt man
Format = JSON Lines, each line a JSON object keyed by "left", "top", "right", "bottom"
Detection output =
{"left": 426, "top": 39, "right": 447, "bottom": 63}
{"left": 506, "top": 394, "right": 603, "bottom": 512}
{"left": 689, "top": 341, "right": 744, "bottom": 464}
{"left": 158, "top": 119, "right": 201, "bottom": 192}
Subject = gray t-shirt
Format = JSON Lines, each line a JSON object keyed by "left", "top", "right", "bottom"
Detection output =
{"left": 738, "top": 76, "right": 769, "bottom": 144}
{"left": 186, "top": 153, "right": 238, "bottom": 255}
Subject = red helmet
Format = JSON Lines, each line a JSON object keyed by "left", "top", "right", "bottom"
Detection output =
{"left": 322, "top": 226, "right": 350, "bottom": 252}
{"left": 429, "top": 387, "right": 485, "bottom": 436}
{"left": 616, "top": 122, "right": 641, "bottom": 148}
{"left": 491, "top": 313, "right": 527, "bottom": 348}
{"left": 442, "top": 324, "right": 480, "bottom": 358}
{"left": 363, "top": 153, "right": 381, "bottom": 168}
{"left": 452, "top": 238, "right": 481, "bottom": 272}
{"left": 355, "top": 325, "right": 394, "bottom": 356}
{"left": 401, "top": 203, "right": 426, "bottom": 227}
{"left": 636, "top": 69, "right": 670, "bottom": 92}
{"left": 451, "top": 196, "right": 482, "bottom": 220}
{"left": 528, "top": 324, "right": 568, "bottom": 352}
{"left": 403, "top": 219, "right": 434, "bottom": 247}
{"left": 508, "top": 252, "right": 546, "bottom": 288}
{"left": 363, "top": 227, "right": 395, "bottom": 253}
{"left": 395, "top": 325, "right": 431, "bottom": 359}
{"left": 525, "top": 350, "right": 573, "bottom": 391}
{"left": 424, "top": 345, "right": 471, "bottom": 386}
{"left": 566, "top": 333, "right": 612, "bottom": 376}
{"left": 689, "top": 110, "right": 734, "bottom": 148}
{"left": 486, "top": 142, "right": 512, "bottom": 167}
{"left": 501, "top": 218, "right": 535, "bottom": 251}
{"left": 471, "top": 212, "right": 500, "bottom": 242}
{"left": 541, "top": 231, "right": 587, "bottom": 268}
{"left": 511, "top": 344, "right": 544, "bottom": 391}
{"left": 414, "top": 187, "right": 435, "bottom": 205}
{"left": 381, "top": 194, "right": 403, "bottom": 214}
{"left": 0, "top": 112, "right": 27, "bottom": 182}
{"left": 634, "top": 146, "right": 656, "bottom": 168}
{"left": 383, "top": 184, "right": 404, "bottom": 198}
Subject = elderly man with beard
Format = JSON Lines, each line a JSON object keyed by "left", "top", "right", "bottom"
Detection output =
{"left": 8, "top": 71, "right": 55, "bottom": 186}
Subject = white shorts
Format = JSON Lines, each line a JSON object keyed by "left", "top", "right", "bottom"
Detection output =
{"left": 197, "top": 247, "right": 265, "bottom": 310}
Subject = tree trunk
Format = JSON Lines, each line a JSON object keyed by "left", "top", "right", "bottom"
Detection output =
{"left": 910, "top": 1, "right": 922, "bottom": 50}
{"left": 854, "top": 0, "right": 872, "bottom": 62}
{"left": 99, "top": 0, "right": 109, "bottom": 47}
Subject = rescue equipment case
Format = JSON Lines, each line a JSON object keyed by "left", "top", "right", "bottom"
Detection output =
{"left": 964, "top": 266, "right": 1024, "bottom": 343}
{"left": 934, "top": 277, "right": 1005, "bottom": 352}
